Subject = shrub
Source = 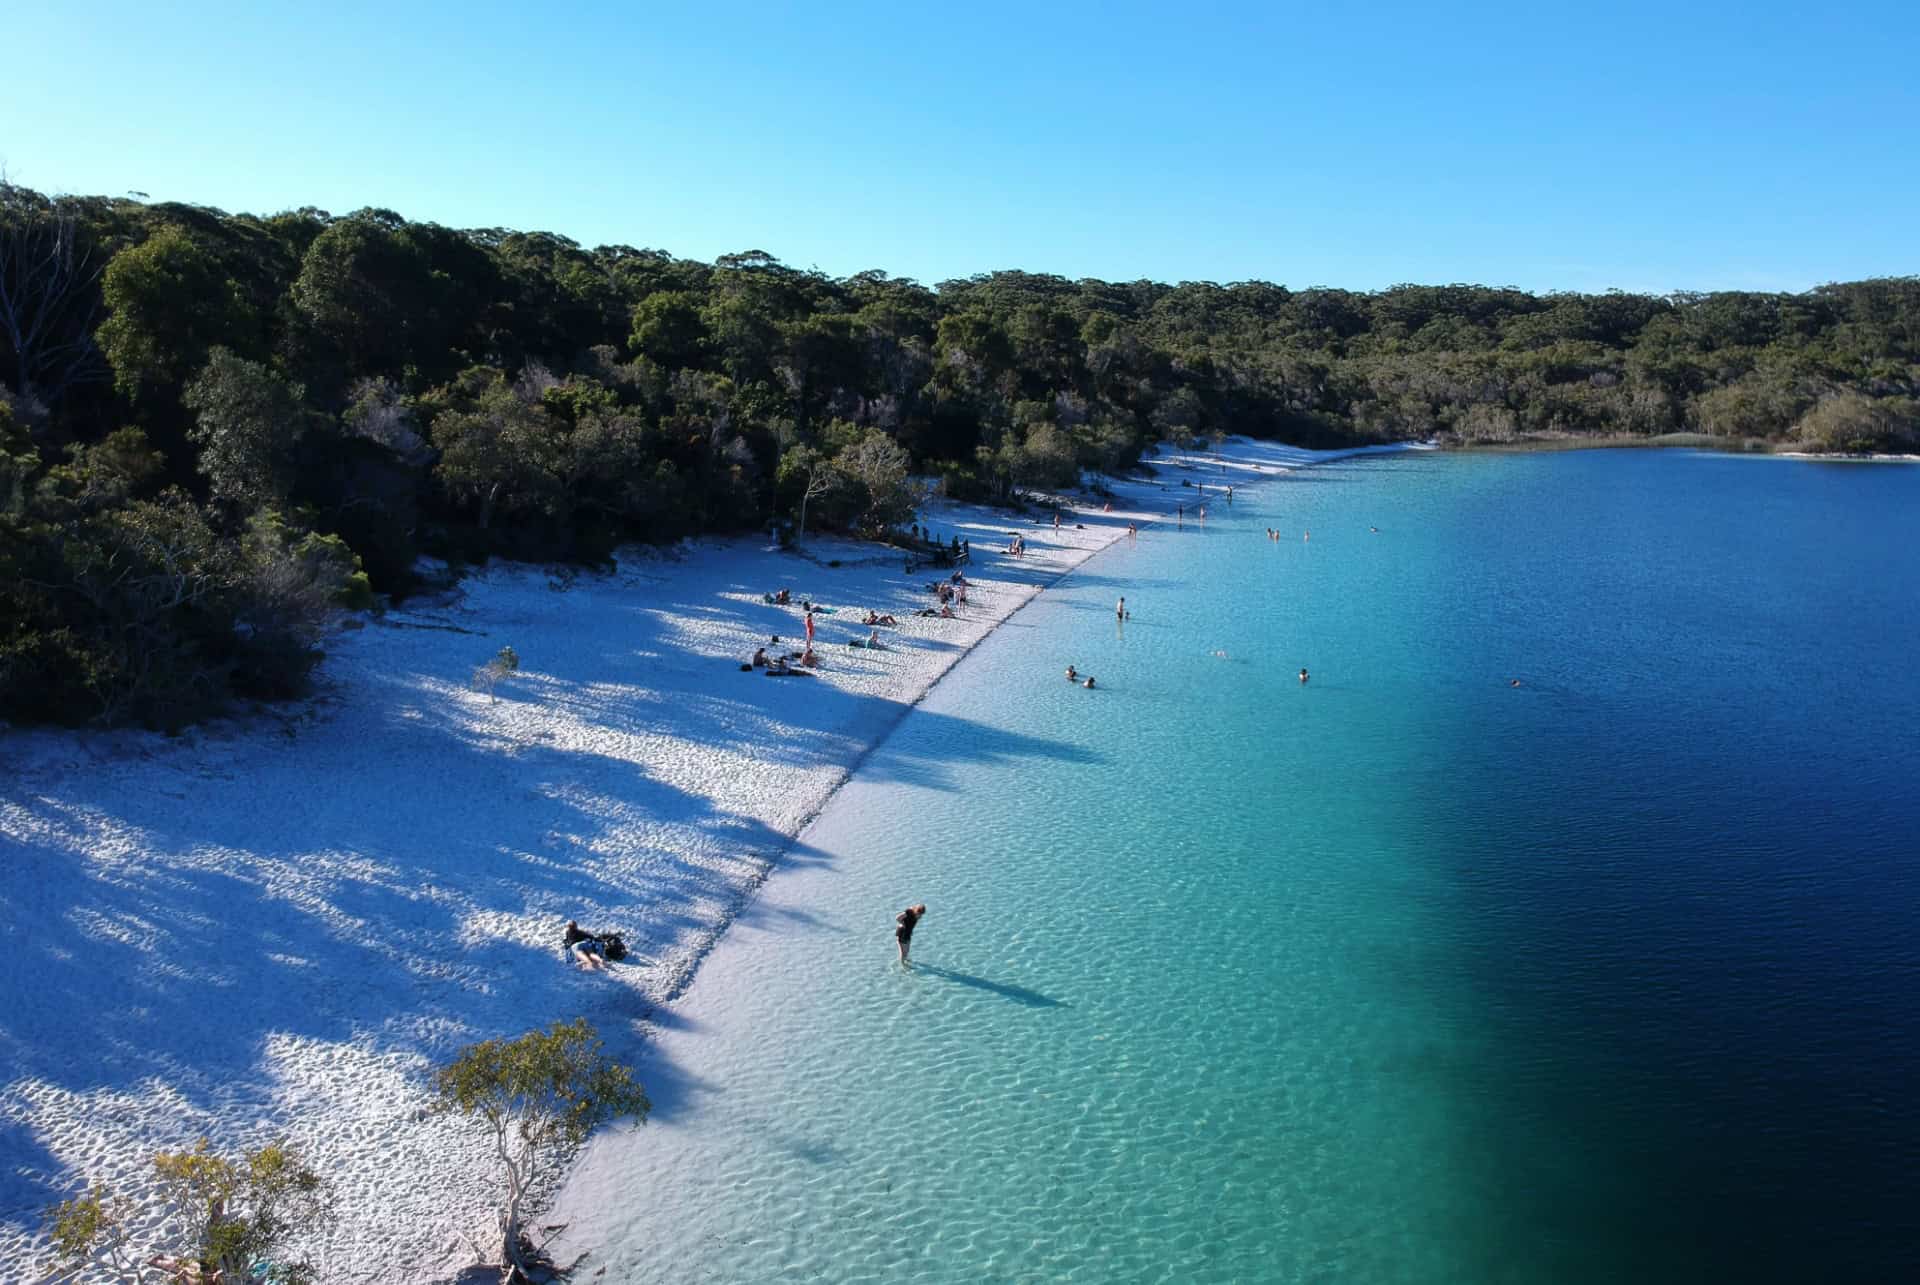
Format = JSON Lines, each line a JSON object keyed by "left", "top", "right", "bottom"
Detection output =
{"left": 42, "top": 1139, "right": 329, "bottom": 1285}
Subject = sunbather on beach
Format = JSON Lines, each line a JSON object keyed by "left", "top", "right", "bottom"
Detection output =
{"left": 801, "top": 646, "right": 819, "bottom": 667}
{"left": 563, "top": 920, "right": 608, "bottom": 972}
{"left": 751, "top": 646, "right": 768, "bottom": 667}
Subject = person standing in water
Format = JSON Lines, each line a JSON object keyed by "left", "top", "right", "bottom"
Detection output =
{"left": 895, "top": 903, "right": 927, "bottom": 965}
{"left": 1299, "top": 667, "right": 1310, "bottom": 684}
{"left": 1116, "top": 596, "right": 1127, "bottom": 622}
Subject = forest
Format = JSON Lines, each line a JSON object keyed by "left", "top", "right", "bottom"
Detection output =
{"left": 3, "top": 182, "right": 1917, "bottom": 727}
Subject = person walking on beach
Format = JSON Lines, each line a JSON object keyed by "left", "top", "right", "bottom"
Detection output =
{"left": 895, "top": 903, "right": 927, "bottom": 966}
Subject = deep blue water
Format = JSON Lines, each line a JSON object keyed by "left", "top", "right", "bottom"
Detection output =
{"left": 581, "top": 449, "right": 1920, "bottom": 1283}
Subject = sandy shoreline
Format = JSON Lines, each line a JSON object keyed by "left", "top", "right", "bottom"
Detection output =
{"left": 0, "top": 438, "right": 1408, "bottom": 1282}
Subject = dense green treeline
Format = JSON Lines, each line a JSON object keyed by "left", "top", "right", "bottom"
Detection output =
{"left": 3, "top": 183, "right": 1916, "bottom": 726}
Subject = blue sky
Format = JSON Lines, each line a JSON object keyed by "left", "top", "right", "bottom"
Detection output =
{"left": 4, "top": 0, "right": 1914, "bottom": 293}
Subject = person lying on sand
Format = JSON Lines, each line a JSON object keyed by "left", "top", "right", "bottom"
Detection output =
{"left": 801, "top": 646, "right": 820, "bottom": 667}
{"left": 564, "top": 920, "right": 608, "bottom": 971}
{"left": 939, "top": 604, "right": 957, "bottom": 618}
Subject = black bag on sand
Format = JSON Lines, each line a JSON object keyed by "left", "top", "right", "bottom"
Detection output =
{"left": 602, "top": 933, "right": 628, "bottom": 961}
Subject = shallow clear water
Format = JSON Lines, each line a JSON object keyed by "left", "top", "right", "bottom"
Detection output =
{"left": 576, "top": 450, "right": 1920, "bottom": 1284}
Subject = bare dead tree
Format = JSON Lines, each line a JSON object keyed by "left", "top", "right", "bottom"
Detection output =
{"left": 0, "top": 183, "right": 106, "bottom": 414}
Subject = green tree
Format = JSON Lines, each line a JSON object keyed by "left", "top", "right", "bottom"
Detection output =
{"left": 776, "top": 443, "right": 841, "bottom": 543}
{"left": 182, "top": 349, "right": 317, "bottom": 508}
{"left": 434, "top": 1020, "right": 649, "bottom": 1278}
{"left": 1794, "top": 392, "right": 1920, "bottom": 453}
{"left": 833, "top": 427, "right": 915, "bottom": 531}
{"left": 428, "top": 371, "right": 560, "bottom": 529}
{"left": 628, "top": 290, "right": 708, "bottom": 369}
{"left": 97, "top": 226, "right": 255, "bottom": 402}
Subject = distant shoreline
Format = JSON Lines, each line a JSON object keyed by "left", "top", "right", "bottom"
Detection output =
{"left": 1450, "top": 433, "right": 1920, "bottom": 461}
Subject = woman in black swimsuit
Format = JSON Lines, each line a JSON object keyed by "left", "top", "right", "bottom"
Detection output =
{"left": 895, "top": 903, "right": 927, "bottom": 965}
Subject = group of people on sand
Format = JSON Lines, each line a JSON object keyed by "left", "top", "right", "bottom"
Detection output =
{"left": 751, "top": 637, "right": 819, "bottom": 674}
{"left": 908, "top": 572, "right": 964, "bottom": 619}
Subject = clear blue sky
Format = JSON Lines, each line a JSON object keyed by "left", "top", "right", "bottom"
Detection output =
{"left": 5, "top": 0, "right": 1914, "bottom": 294}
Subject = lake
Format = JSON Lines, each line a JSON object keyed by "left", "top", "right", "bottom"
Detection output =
{"left": 559, "top": 448, "right": 1920, "bottom": 1284}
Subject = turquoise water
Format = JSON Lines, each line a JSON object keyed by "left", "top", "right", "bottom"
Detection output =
{"left": 577, "top": 450, "right": 1920, "bottom": 1283}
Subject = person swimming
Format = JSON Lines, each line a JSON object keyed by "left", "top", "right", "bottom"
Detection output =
{"left": 1083, "top": 676, "right": 1096, "bottom": 688}
{"left": 1065, "top": 665, "right": 1078, "bottom": 681}
{"left": 1299, "top": 667, "right": 1310, "bottom": 684}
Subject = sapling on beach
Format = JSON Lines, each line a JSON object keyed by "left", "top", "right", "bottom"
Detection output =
{"left": 471, "top": 644, "right": 520, "bottom": 703}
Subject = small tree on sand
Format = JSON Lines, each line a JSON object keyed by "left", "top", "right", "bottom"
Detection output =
{"left": 42, "top": 1139, "right": 329, "bottom": 1284}
{"left": 434, "top": 1019, "right": 649, "bottom": 1280}
{"left": 776, "top": 443, "right": 838, "bottom": 545}
{"left": 471, "top": 644, "right": 520, "bottom": 703}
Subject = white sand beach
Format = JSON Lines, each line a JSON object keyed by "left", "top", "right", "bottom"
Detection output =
{"left": 0, "top": 439, "right": 1410, "bottom": 1281}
